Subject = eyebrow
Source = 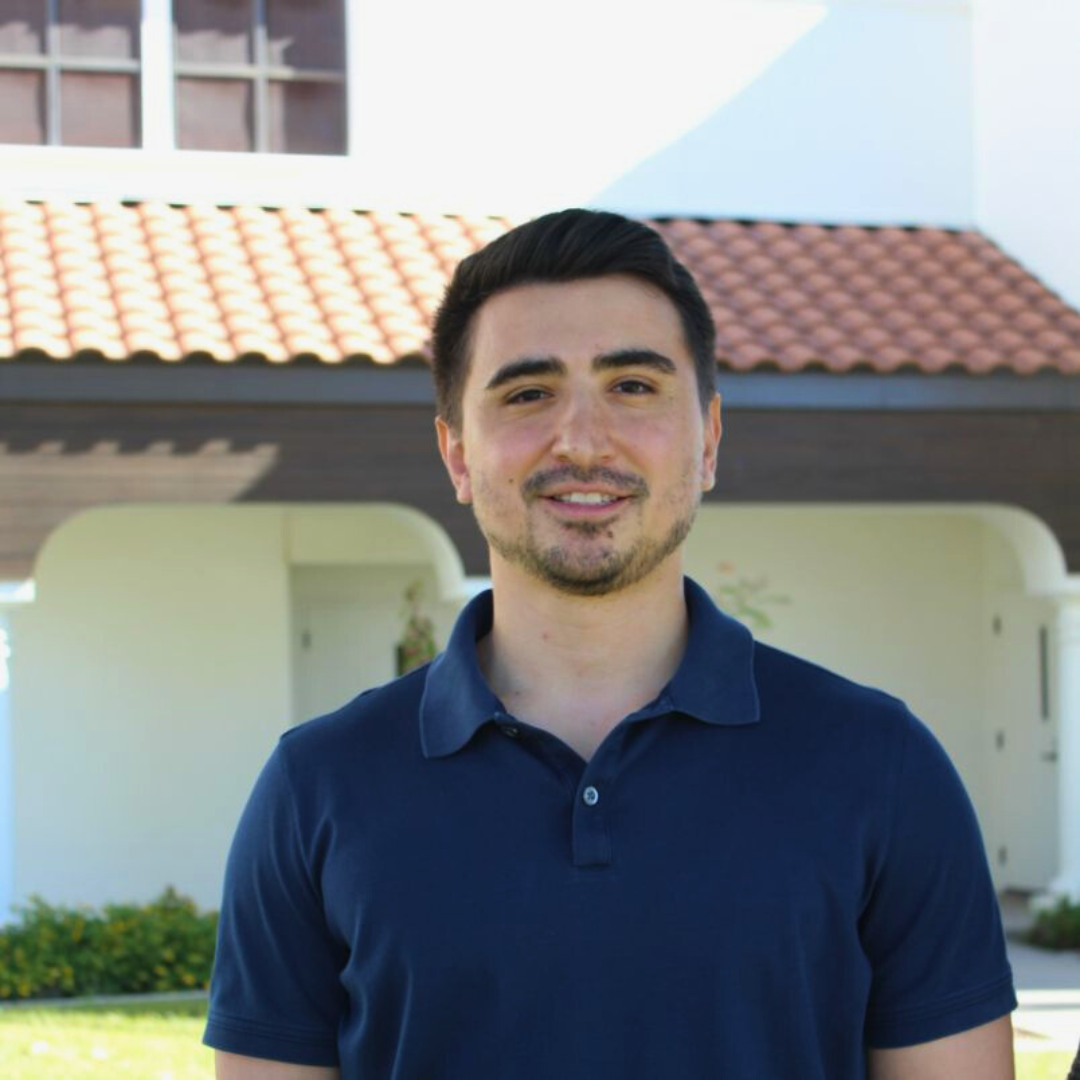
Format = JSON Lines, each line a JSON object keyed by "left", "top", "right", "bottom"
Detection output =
{"left": 484, "top": 348, "right": 678, "bottom": 392}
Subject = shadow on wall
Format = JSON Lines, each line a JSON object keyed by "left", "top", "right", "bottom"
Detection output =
{"left": 590, "top": 4, "right": 972, "bottom": 226}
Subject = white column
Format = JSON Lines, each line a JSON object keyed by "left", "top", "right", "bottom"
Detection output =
{"left": 1048, "top": 594, "right": 1080, "bottom": 902}
{"left": 0, "top": 611, "right": 13, "bottom": 923}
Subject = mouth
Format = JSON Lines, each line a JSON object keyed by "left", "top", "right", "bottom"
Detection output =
{"left": 540, "top": 491, "right": 632, "bottom": 516}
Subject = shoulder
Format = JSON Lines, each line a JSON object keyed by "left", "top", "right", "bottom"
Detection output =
{"left": 276, "top": 664, "right": 431, "bottom": 781}
{"left": 753, "top": 640, "right": 912, "bottom": 730}
{"left": 249, "top": 665, "right": 435, "bottom": 848}
{"left": 746, "top": 641, "right": 953, "bottom": 790}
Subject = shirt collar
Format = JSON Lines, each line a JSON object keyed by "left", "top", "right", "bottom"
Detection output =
{"left": 419, "top": 576, "right": 760, "bottom": 759}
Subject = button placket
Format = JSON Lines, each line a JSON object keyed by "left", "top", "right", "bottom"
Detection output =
{"left": 572, "top": 765, "right": 614, "bottom": 867}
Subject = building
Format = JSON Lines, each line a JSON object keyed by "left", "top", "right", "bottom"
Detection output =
{"left": 0, "top": 0, "right": 1077, "bottom": 915}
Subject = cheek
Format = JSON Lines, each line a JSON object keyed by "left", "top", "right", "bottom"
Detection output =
{"left": 631, "top": 426, "right": 706, "bottom": 502}
{"left": 621, "top": 416, "right": 699, "bottom": 465}
{"left": 475, "top": 423, "right": 545, "bottom": 478}
{"left": 470, "top": 449, "right": 526, "bottom": 506}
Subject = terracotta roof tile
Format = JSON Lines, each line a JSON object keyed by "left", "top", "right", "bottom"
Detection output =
{"left": 0, "top": 201, "right": 1076, "bottom": 375}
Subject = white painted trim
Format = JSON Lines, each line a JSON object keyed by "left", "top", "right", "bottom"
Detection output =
{"left": 140, "top": 0, "right": 176, "bottom": 152}
{"left": 345, "top": 0, "right": 361, "bottom": 158}
{"left": 0, "top": 144, "right": 492, "bottom": 214}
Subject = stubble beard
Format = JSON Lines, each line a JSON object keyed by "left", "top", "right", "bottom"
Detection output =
{"left": 473, "top": 473, "right": 701, "bottom": 598}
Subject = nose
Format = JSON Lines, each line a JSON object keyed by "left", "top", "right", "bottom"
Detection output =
{"left": 551, "top": 387, "right": 614, "bottom": 465}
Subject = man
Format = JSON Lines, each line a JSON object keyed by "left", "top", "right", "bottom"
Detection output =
{"left": 204, "top": 209, "right": 1017, "bottom": 1077}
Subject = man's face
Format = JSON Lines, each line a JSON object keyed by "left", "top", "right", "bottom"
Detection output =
{"left": 436, "top": 275, "right": 722, "bottom": 597}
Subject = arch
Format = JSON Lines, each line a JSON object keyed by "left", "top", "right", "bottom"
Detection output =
{"left": 965, "top": 504, "right": 1072, "bottom": 597}
{"left": 282, "top": 503, "right": 467, "bottom": 604}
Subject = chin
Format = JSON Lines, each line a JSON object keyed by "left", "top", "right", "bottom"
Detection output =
{"left": 534, "top": 565, "right": 630, "bottom": 598}
{"left": 527, "top": 543, "right": 662, "bottom": 597}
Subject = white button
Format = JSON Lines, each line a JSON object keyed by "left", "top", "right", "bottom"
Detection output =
{"left": 582, "top": 785, "right": 600, "bottom": 806}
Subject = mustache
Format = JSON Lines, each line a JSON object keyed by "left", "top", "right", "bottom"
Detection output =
{"left": 522, "top": 465, "right": 648, "bottom": 499}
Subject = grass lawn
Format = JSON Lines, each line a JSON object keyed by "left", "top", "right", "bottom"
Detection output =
{"left": 0, "top": 999, "right": 213, "bottom": 1079}
{"left": 1017, "top": 1050, "right": 1078, "bottom": 1080}
{"left": 0, "top": 998, "right": 1073, "bottom": 1078}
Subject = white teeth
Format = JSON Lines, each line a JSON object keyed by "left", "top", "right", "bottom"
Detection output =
{"left": 553, "top": 492, "right": 619, "bottom": 504}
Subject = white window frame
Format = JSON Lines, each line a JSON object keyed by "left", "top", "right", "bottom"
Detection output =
{"left": 0, "top": 0, "right": 362, "bottom": 205}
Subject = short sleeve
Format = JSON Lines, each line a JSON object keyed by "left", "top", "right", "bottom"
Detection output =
{"left": 203, "top": 743, "right": 346, "bottom": 1066}
{"left": 860, "top": 709, "right": 1016, "bottom": 1048}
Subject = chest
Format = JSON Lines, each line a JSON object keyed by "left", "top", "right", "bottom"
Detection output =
{"left": 320, "top": 726, "right": 875, "bottom": 997}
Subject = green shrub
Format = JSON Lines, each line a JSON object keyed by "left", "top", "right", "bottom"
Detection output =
{"left": 0, "top": 886, "right": 217, "bottom": 1000}
{"left": 1026, "top": 896, "right": 1080, "bottom": 951}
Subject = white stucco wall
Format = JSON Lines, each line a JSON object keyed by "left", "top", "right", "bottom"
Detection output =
{"left": 11, "top": 506, "right": 294, "bottom": 913}
{"left": 1, "top": 0, "right": 973, "bottom": 227}
{"left": 980, "top": 525, "right": 1059, "bottom": 889}
{"left": 588, "top": 1, "right": 973, "bottom": 224}
{"left": 291, "top": 563, "right": 459, "bottom": 725}
{"left": 973, "top": 0, "right": 1080, "bottom": 308}
{"left": 10, "top": 503, "right": 465, "bottom": 912}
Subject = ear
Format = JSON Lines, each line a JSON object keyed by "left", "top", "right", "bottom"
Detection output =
{"left": 435, "top": 416, "right": 473, "bottom": 504}
{"left": 700, "top": 392, "right": 722, "bottom": 493}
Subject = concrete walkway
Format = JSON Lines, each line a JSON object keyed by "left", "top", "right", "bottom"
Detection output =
{"left": 0, "top": 988, "right": 208, "bottom": 1010}
{"left": 1002, "top": 892, "right": 1080, "bottom": 1054}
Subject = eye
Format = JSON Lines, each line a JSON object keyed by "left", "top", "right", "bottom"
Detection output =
{"left": 505, "top": 386, "right": 550, "bottom": 405}
{"left": 613, "top": 378, "right": 655, "bottom": 395}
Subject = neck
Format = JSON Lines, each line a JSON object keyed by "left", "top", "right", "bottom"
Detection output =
{"left": 477, "top": 559, "right": 689, "bottom": 758}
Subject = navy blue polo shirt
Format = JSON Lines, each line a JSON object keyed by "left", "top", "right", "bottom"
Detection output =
{"left": 204, "top": 578, "right": 1015, "bottom": 1077}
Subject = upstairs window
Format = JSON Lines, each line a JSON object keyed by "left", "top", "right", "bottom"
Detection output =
{"left": 175, "top": 0, "right": 347, "bottom": 154}
{"left": 0, "top": 0, "right": 141, "bottom": 147}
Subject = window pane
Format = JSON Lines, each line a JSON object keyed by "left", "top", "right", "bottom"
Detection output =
{"left": 268, "top": 80, "right": 344, "bottom": 155}
{"left": 60, "top": 72, "right": 139, "bottom": 147}
{"left": 58, "top": 0, "right": 139, "bottom": 59}
{"left": 176, "top": 0, "right": 253, "bottom": 65}
{"left": 0, "top": 69, "right": 45, "bottom": 143}
{"left": 177, "top": 77, "right": 252, "bottom": 151}
{"left": 0, "top": 0, "right": 45, "bottom": 55}
{"left": 267, "top": 0, "right": 343, "bottom": 70}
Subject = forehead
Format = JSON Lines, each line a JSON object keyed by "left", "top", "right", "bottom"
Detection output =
{"left": 466, "top": 275, "right": 690, "bottom": 378}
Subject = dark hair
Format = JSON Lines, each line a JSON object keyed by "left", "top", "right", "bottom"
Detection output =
{"left": 431, "top": 208, "right": 717, "bottom": 429}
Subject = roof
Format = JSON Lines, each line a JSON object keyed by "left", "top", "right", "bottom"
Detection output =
{"left": 1, "top": 200, "right": 1078, "bottom": 376}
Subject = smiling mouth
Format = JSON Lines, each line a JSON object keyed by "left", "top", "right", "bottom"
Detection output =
{"left": 548, "top": 493, "right": 624, "bottom": 505}
{"left": 524, "top": 467, "right": 646, "bottom": 509}
{"left": 541, "top": 492, "right": 631, "bottom": 516}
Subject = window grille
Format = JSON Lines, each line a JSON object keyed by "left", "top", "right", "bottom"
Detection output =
{"left": 174, "top": 0, "right": 346, "bottom": 155}
{"left": 0, "top": 0, "right": 141, "bottom": 148}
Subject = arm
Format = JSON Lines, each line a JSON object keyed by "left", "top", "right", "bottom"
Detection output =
{"left": 860, "top": 710, "right": 1017, "bottom": 1053}
{"left": 867, "top": 1015, "right": 1015, "bottom": 1080}
{"left": 216, "top": 1050, "right": 341, "bottom": 1079}
{"left": 203, "top": 746, "right": 347, "bottom": 1068}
